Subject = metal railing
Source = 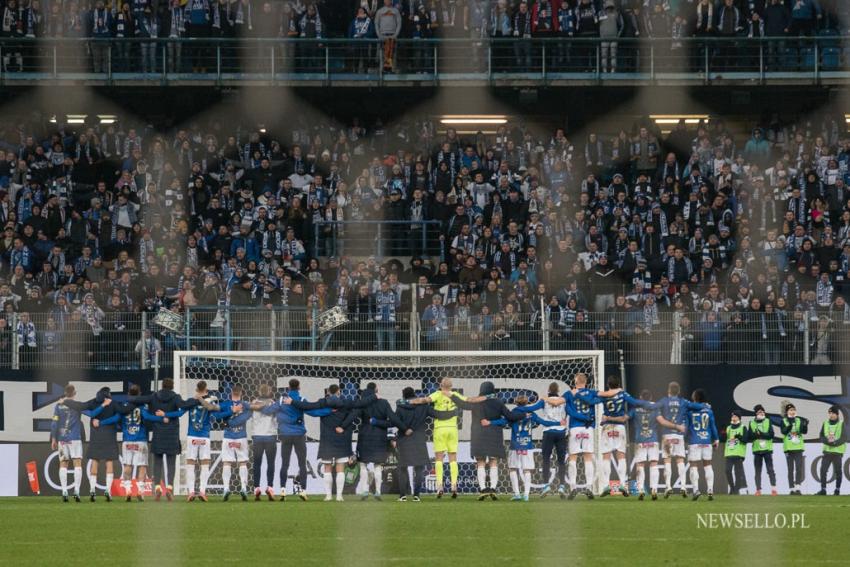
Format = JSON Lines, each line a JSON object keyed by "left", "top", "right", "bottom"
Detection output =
{"left": 312, "top": 220, "right": 442, "bottom": 259}
{"left": 0, "top": 36, "right": 846, "bottom": 85}
{"left": 3, "top": 303, "right": 847, "bottom": 368}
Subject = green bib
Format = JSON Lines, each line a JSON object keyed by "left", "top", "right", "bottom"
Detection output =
{"left": 749, "top": 419, "right": 773, "bottom": 453}
{"left": 782, "top": 417, "right": 805, "bottom": 452}
{"left": 823, "top": 420, "right": 846, "bottom": 455}
{"left": 724, "top": 423, "right": 747, "bottom": 458}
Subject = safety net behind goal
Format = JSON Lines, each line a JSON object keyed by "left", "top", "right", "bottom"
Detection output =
{"left": 174, "top": 351, "right": 604, "bottom": 495}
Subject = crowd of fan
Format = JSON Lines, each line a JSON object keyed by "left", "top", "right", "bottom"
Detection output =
{"left": 1, "top": 109, "right": 850, "bottom": 367}
{"left": 0, "top": 0, "right": 847, "bottom": 73}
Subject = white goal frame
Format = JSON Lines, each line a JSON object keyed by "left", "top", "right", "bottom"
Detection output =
{"left": 173, "top": 350, "right": 606, "bottom": 495}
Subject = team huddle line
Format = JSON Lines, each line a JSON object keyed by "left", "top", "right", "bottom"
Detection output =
{"left": 50, "top": 373, "right": 846, "bottom": 502}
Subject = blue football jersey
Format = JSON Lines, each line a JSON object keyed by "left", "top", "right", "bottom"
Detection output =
{"left": 631, "top": 405, "right": 660, "bottom": 443}
{"left": 687, "top": 406, "right": 719, "bottom": 445}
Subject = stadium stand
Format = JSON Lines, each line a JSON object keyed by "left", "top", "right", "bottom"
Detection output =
{"left": 0, "top": 0, "right": 847, "bottom": 81}
{"left": 1, "top": 106, "right": 850, "bottom": 368}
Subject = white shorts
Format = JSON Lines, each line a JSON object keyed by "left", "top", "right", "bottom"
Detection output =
{"left": 600, "top": 424, "right": 627, "bottom": 454}
{"left": 57, "top": 440, "right": 83, "bottom": 461}
{"left": 320, "top": 457, "right": 350, "bottom": 466}
{"left": 186, "top": 436, "right": 211, "bottom": 461}
{"left": 634, "top": 442, "right": 660, "bottom": 463}
{"left": 221, "top": 438, "right": 249, "bottom": 462}
{"left": 661, "top": 434, "right": 686, "bottom": 459}
{"left": 687, "top": 444, "right": 713, "bottom": 462}
{"left": 121, "top": 441, "right": 149, "bottom": 467}
{"left": 508, "top": 450, "right": 535, "bottom": 470}
{"left": 569, "top": 427, "right": 594, "bottom": 455}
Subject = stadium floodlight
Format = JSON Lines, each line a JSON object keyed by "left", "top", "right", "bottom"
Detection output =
{"left": 649, "top": 114, "right": 709, "bottom": 125}
{"left": 173, "top": 350, "right": 605, "bottom": 497}
{"left": 440, "top": 115, "right": 508, "bottom": 125}
{"left": 48, "top": 114, "right": 117, "bottom": 124}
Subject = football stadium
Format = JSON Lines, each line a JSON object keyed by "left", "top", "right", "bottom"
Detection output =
{"left": 1, "top": 0, "right": 850, "bottom": 564}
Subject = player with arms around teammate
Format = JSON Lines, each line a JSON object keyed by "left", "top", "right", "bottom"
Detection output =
{"left": 394, "top": 388, "right": 457, "bottom": 501}
{"left": 656, "top": 381, "right": 693, "bottom": 498}
{"left": 630, "top": 390, "right": 661, "bottom": 500}
{"left": 410, "top": 377, "right": 467, "bottom": 499}
{"left": 93, "top": 384, "right": 180, "bottom": 502}
{"left": 216, "top": 384, "right": 253, "bottom": 502}
{"left": 183, "top": 380, "right": 222, "bottom": 502}
{"left": 249, "top": 384, "right": 278, "bottom": 501}
{"left": 285, "top": 384, "right": 358, "bottom": 501}
{"left": 451, "top": 381, "right": 518, "bottom": 500}
{"left": 356, "top": 382, "right": 410, "bottom": 501}
{"left": 595, "top": 376, "right": 654, "bottom": 497}
{"left": 685, "top": 389, "right": 718, "bottom": 501}
{"left": 484, "top": 395, "right": 564, "bottom": 501}
{"left": 50, "top": 385, "right": 109, "bottom": 502}
{"left": 780, "top": 402, "right": 808, "bottom": 495}
{"left": 61, "top": 387, "right": 122, "bottom": 502}
{"left": 511, "top": 382, "right": 569, "bottom": 498}
{"left": 259, "top": 378, "right": 326, "bottom": 501}
{"left": 127, "top": 378, "right": 203, "bottom": 501}
{"left": 543, "top": 372, "right": 603, "bottom": 499}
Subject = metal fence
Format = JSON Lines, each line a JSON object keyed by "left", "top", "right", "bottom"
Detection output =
{"left": 312, "top": 220, "right": 442, "bottom": 259}
{"left": 0, "top": 37, "right": 847, "bottom": 85}
{"left": 3, "top": 301, "right": 847, "bottom": 369}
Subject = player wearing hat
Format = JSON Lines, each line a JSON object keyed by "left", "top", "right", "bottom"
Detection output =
{"left": 780, "top": 402, "right": 808, "bottom": 495}
{"left": 723, "top": 411, "right": 748, "bottom": 495}
{"left": 749, "top": 404, "right": 777, "bottom": 496}
{"left": 817, "top": 405, "right": 845, "bottom": 496}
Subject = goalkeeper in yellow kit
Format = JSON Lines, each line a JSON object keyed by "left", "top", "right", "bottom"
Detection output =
{"left": 412, "top": 377, "right": 466, "bottom": 499}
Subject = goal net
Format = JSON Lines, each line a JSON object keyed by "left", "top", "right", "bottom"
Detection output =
{"left": 173, "top": 350, "right": 605, "bottom": 496}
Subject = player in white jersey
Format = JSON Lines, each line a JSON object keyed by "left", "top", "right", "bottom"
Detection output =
{"left": 249, "top": 384, "right": 279, "bottom": 501}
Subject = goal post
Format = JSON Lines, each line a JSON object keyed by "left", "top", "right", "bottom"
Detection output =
{"left": 172, "top": 350, "right": 606, "bottom": 496}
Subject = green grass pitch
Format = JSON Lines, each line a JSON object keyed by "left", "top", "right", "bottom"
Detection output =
{"left": 2, "top": 496, "right": 849, "bottom": 566}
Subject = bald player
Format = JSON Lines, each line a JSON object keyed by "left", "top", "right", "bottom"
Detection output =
{"left": 411, "top": 377, "right": 467, "bottom": 499}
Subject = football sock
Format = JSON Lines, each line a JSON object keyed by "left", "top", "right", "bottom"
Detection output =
{"left": 323, "top": 470, "right": 333, "bottom": 497}
{"left": 509, "top": 470, "right": 520, "bottom": 495}
{"left": 522, "top": 471, "right": 532, "bottom": 498}
{"left": 87, "top": 465, "right": 96, "bottom": 493}
{"left": 616, "top": 458, "right": 627, "bottom": 484}
{"left": 600, "top": 458, "right": 611, "bottom": 488}
{"left": 705, "top": 466, "right": 714, "bottom": 493}
{"left": 567, "top": 461, "right": 577, "bottom": 490}
{"left": 105, "top": 473, "right": 114, "bottom": 495}
{"left": 373, "top": 465, "right": 383, "bottom": 495}
{"left": 649, "top": 465, "right": 659, "bottom": 492}
{"left": 357, "top": 463, "right": 369, "bottom": 494}
{"left": 200, "top": 464, "right": 210, "bottom": 494}
{"left": 435, "top": 461, "right": 444, "bottom": 490}
{"left": 677, "top": 462, "right": 687, "bottom": 491}
{"left": 690, "top": 466, "right": 700, "bottom": 492}
{"left": 73, "top": 466, "right": 82, "bottom": 495}
{"left": 636, "top": 465, "right": 645, "bottom": 492}
{"left": 238, "top": 465, "right": 248, "bottom": 492}
{"left": 489, "top": 463, "right": 499, "bottom": 490}
{"left": 584, "top": 459, "right": 595, "bottom": 489}
{"left": 185, "top": 465, "right": 196, "bottom": 493}
{"left": 449, "top": 462, "right": 458, "bottom": 488}
{"left": 59, "top": 467, "right": 68, "bottom": 493}
{"left": 477, "top": 464, "right": 487, "bottom": 490}
{"left": 335, "top": 472, "right": 345, "bottom": 498}
{"left": 222, "top": 465, "right": 232, "bottom": 491}
{"left": 664, "top": 462, "right": 672, "bottom": 489}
